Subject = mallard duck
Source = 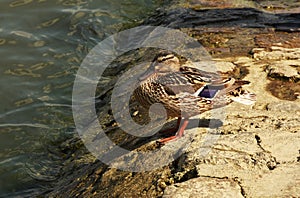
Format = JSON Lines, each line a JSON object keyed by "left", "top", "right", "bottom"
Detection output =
{"left": 134, "top": 52, "right": 256, "bottom": 143}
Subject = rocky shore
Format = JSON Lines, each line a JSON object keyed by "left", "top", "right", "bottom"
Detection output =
{"left": 46, "top": 2, "right": 299, "bottom": 197}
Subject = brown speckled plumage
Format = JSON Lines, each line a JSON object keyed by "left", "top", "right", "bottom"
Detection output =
{"left": 134, "top": 52, "right": 256, "bottom": 143}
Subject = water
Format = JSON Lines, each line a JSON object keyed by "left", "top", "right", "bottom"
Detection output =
{"left": 0, "top": 0, "right": 165, "bottom": 196}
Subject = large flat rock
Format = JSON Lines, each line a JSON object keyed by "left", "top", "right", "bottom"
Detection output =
{"left": 163, "top": 177, "right": 244, "bottom": 198}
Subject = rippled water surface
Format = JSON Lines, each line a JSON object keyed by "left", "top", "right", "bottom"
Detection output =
{"left": 0, "top": 0, "right": 164, "bottom": 196}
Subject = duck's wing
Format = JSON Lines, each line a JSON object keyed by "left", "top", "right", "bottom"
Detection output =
{"left": 156, "top": 71, "right": 207, "bottom": 95}
{"left": 180, "top": 66, "right": 224, "bottom": 84}
{"left": 156, "top": 66, "right": 250, "bottom": 99}
{"left": 216, "top": 80, "right": 250, "bottom": 94}
{"left": 156, "top": 66, "right": 231, "bottom": 96}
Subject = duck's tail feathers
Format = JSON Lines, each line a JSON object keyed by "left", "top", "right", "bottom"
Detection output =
{"left": 230, "top": 90, "right": 256, "bottom": 105}
{"left": 217, "top": 79, "right": 256, "bottom": 105}
{"left": 214, "top": 79, "right": 248, "bottom": 95}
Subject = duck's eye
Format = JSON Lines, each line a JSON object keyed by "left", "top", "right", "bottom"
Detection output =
{"left": 161, "top": 55, "right": 174, "bottom": 62}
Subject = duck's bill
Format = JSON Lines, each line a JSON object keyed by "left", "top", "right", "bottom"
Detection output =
{"left": 231, "top": 92, "right": 256, "bottom": 105}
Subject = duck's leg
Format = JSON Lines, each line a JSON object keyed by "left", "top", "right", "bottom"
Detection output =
{"left": 158, "top": 117, "right": 182, "bottom": 135}
{"left": 159, "top": 118, "right": 189, "bottom": 144}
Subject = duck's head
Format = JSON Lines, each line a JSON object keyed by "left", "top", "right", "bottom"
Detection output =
{"left": 139, "top": 53, "right": 180, "bottom": 80}
{"left": 154, "top": 53, "right": 180, "bottom": 73}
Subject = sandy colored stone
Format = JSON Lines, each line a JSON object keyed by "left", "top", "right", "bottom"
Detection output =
{"left": 243, "top": 164, "right": 300, "bottom": 197}
{"left": 266, "top": 60, "right": 300, "bottom": 79}
{"left": 260, "top": 132, "right": 299, "bottom": 162}
{"left": 163, "top": 177, "right": 244, "bottom": 198}
{"left": 266, "top": 101, "right": 300, "bottom": 112}
{"left": 161, "top": 47, "right": 300, "bottom": 198}
{"left": 192, "top": 60, "right": 236, "bottom": 73}
{"left": 253, "top": 47, "right": 300, "bottom": 61}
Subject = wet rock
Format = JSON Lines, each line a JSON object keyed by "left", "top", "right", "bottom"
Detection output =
{"left": 145, "top": 6, "right": 300, "bottom": 33}
{"left": 180, "top": 0, "right": 300, "bottom": 14}
{"left": 254, "top": 33, "right": 300, "bottom": 48}
{"left": 255, "top": 0, "right": 300, "bottom": 13}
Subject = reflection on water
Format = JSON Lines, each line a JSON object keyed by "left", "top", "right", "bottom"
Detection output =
{"left": 0, "top": 0, "right": 164, "bottom": 196}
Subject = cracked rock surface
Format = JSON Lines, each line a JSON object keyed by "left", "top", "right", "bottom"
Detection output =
{"left": 162, "top": 47, "right": 300, "bottom": 197}
{"left": 163, "top": 177, "right": 244, "bottom": 198}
